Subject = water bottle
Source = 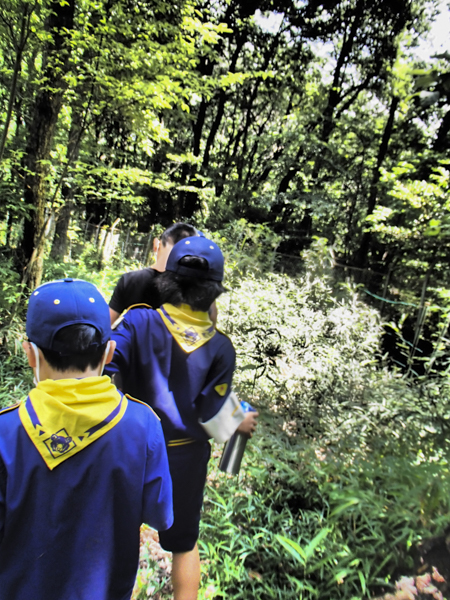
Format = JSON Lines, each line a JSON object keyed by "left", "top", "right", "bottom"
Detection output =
{"left": 219, "top": 401, "right": 256, "bottom": 475}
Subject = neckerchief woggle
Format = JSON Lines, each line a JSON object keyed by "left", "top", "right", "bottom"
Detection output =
{"left": 157, "top": 303, "right": 215, "bottom": 353}
{"left": 19, "top": 376, "right": 127, "bottom": 470}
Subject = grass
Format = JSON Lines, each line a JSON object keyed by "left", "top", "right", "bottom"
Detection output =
{"left": 1, "top": 239, "right": 449, "bottom": 599}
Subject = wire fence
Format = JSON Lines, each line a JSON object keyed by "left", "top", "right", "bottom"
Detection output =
{"left": 4, "top": 213, "right": 449, "bottom": 375}
{"left": 80, "top": 221, "right": 154, "bottom": 264}
{"left": 86, "top": 221, "right": 450, "bottom": 319}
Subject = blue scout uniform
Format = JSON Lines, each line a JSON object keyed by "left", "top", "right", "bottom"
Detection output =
{"left": 0, "top": 376, "right": 173, "bottom": 600}
{"left": 107, "top": 303, "right": 245, "bottom": 552}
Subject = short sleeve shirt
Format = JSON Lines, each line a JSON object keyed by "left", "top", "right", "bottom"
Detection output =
{"left": 109, "top": 268, "right": 161, "bottom": 313}
{"left": 107, "top": 307, "right": 236, "bottom": 442}
{"left": 0, "top": 398, "right": 173, "bottom": 600}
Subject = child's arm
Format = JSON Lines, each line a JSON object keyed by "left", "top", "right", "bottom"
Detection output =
{"left": 0, "top": 457, "right": 5, "bottom": 544}
{"left": 200, "top": 391, "right": 245, "bottom": 442}
{"left": 197, "top": 342, "right": 258, "bottom": 442}
{"left": 106, "top": 310, "right": 141, "bottom": 382}
{"left": 141, "top": 409, "right": 174, "bottom": 531}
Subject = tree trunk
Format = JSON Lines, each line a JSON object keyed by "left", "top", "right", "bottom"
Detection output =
{"left": 50, "top": 109, "right": 84, "bottom": 259}
{"left": 202, "top": 39, "right": 244, "bottom": 171}
{"left": 20, "top": 0, "right": 75, "bottom": 289}
{"left": 355, "top": 96, "right": 399, "bottom": 269}
{"left": 433, "top": 107, "right": 450, "bottom": 153}
{"left": 0, "top": 4, "right": 33, "bottom": 163}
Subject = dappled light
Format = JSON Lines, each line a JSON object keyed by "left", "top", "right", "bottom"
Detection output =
{"left": 1, "top": 0, "right": 450, "bottom": 597}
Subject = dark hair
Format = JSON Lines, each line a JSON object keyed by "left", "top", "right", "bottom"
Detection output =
{"left": 160, "top": 222, "right": 196, "bottom": 247}
{"left": 40, "top": 324, "right": 108, "bottom": 373}
{"left": 155, "top": 257, "right": 226, "bottom": 311}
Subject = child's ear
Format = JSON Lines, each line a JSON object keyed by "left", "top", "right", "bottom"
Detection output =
{"left": 104, "top": 340, "right": 116, "bottom": 365}
{"left": 153, "top": 238, "right": 160, "bottom": 255}
{"left": 22, "top": 341, "right": 37, "bottom": 368}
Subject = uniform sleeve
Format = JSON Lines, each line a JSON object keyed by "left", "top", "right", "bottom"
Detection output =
{"left": 0, "top": 458, "right": 6, "bottom": 544}
{"left": 197, "top": 341, "right": 245, "bottom": 443}
{"left": 109, "top": 274, "right": 128, "bottom": 314}
{"left": 141, "top": 413, "right": 173, "bottom": 531}
{"left": 106, "top": 315, "right": 135, "bottom": 378}
{"left": 106, "top": 309, "right": 164, "bottom": 406}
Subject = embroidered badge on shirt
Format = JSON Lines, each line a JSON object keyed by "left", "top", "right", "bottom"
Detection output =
{"left": 45, "top": 429, "right": 76, "bottom": 457}
{"left": 215, "top": 383, "right": 228, "bottom": 397}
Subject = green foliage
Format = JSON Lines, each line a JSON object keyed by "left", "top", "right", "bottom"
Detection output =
{"left": 198, "top": 427, "right": 450, "bottom": 600}
{"left": 0, "top": 349, "right": 31, "bottom": 409}
{"left": 194, "top": 242, "right": 450, "bottom": 600}
{"left": 209, "top": 219, "right": 282, "bottom": 287}
{"left": 1, "top": 233, "right": 450, "bottom": 599}
{"left": 373, "top": 161, "right": 450, "bottom": 245}
{"left": 0, "top": 313, "right": 31, "bottom": 409}
{"left": 42, "top": 241, "right": 141, "bottom": 300}
{"left": 0, "top": 255, "right": 24, "bottom": 313}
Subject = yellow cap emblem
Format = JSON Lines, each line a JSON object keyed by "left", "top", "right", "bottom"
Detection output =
{"left": 214, "top": 383, "right": 228, "bottom": 397}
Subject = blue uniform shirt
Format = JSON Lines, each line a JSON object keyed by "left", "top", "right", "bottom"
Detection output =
{"left": 107, "top": 306, "right": 236, "bottom": 442}
{"left": 0, "top": 393, "right": 173, "bottom": 600}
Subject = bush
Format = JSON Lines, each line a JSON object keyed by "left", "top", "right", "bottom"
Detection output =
{"left": 2, "top": 233, "right": 450, "bottom": 600}
{"left": 197, "top": 245, "right": 450, "bottom": 600}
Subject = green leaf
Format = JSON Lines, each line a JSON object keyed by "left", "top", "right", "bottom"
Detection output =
{"left": 275, "top": 535, "right": 306, "bottom": 565}
{"left": 304, "top": 527, "right": 331, "bottom": 560}
{"left": 329, "top": 498, "right": 360, "bottom": 517}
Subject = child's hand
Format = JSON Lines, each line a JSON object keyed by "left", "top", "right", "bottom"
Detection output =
{"left": 236, "top": 411, "right": 259, "bottom": 437}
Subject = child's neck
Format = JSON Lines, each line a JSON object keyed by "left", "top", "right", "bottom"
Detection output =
{"left": 38, "top": 363, "right": 102, "bottom": 383}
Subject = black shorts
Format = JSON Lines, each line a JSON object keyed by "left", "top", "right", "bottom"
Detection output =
{"left": 158, "top": 440, "right": 211, "bottom": 553}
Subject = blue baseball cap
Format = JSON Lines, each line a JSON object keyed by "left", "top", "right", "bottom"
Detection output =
{"left": 26, "top": 278, "right": 111, "bottom": 353}
{"left": 166, "top": 237, "right": 224, "bottom": 282}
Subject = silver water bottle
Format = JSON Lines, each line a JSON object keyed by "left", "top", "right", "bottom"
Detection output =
{"left": 219, "top": 401, "right": 256, "bottom": 475}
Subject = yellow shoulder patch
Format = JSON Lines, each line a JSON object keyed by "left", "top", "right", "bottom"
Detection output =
{"left": 214, "top": 383, "right": 228, "bottom": 397}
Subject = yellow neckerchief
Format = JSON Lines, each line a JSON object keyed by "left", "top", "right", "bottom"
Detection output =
{"left": 157, "top": 303, "right": 215, "bottom": 353}
{"left": 19, "top": 376, "right": 127, "bottom": 470}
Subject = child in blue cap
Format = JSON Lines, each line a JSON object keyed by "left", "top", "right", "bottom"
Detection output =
{"left": 107, "top": 237, "right": 258, "bottom": 600}
{"left": 0, "top": 278, "right": 173, "bottom": 600}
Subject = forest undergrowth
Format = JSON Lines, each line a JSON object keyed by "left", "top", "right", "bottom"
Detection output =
{"left": 0, "top": 237, "right": 449, "bottom": 600}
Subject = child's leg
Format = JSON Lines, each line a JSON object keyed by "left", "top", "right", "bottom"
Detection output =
{"left": 172, "top": 544, "right": 200, "bottom": 600}
{"left": 159, "top": 442, "right": 210, "bottom": 600}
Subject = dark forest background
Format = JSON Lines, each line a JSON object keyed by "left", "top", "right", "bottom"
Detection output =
{"left": 1, "top": 2, "right": 450, "bottom": 598}
{"left": 1, "top": 0, "right": 449, "bottom": 299}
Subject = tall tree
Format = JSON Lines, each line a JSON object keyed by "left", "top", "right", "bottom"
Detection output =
{"left": 268, "top": 0, "right": 419, "bottom": 244}
{"left": 0, "top": 0, "right": 37, "bottom": 163}
{"left": 20, "top": 0, "right": 75, "bottom": 289}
